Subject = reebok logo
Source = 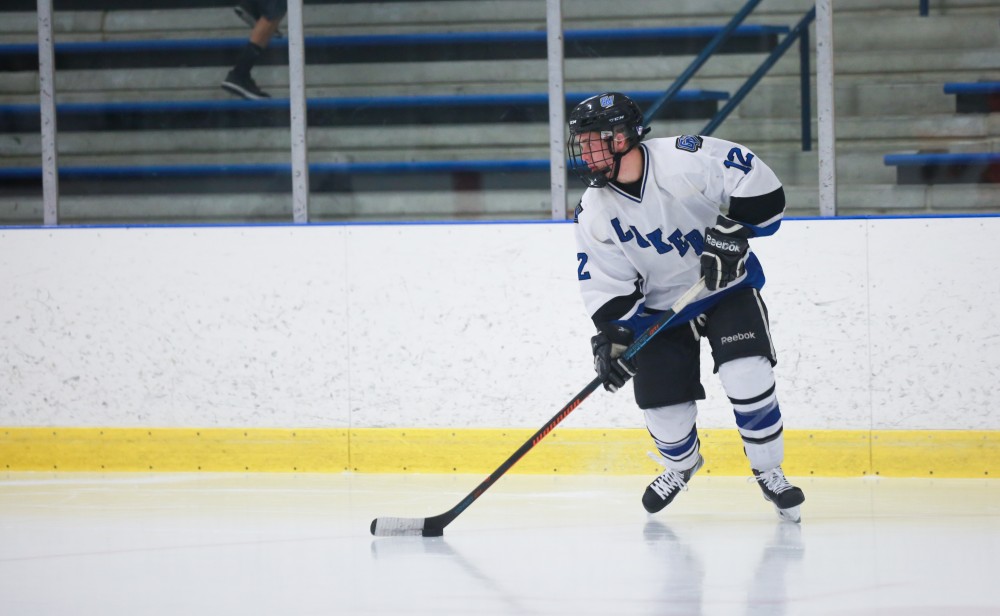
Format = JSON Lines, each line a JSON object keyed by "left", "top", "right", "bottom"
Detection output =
{"left": 721, "top": 332, "right": 756, "bottom": 344}
{"left": 705, "top": 234, "right": 740, "bottom": 253}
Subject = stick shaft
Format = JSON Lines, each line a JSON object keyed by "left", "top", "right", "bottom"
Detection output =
{"left": 372, "top": 377, "right": 602, "bottom": 536}
{"left": 442, "top": 280, "right": 706, "bottom": 524}
{"left": 430, "top": 376, "right": 603, "bottom": 529}
{"left": 372, "top": 278, "right": 706, "bottom": 536}
{"left": 624, "top": 278, "right": 706, "bottom": 362}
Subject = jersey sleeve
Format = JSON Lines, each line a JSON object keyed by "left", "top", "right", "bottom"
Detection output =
{"left": 703, "top": 137, "right": 786, "bottom": 237}
{"left": 574, "top": 201, "right": 644, "bottom": 326}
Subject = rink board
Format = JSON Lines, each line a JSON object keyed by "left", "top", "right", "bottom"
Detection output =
{"left": 2, "top": 217, "right": 999, "bottom": 478}
{"left": 2, "top": 427, "right": 997, "bottom": 478}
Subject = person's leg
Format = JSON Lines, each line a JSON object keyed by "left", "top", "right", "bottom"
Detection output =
{"left": 717, "top": 356, "right": 783, "bottom": 471}
{"left": 234, "top": 0, "right": 284, "bottom": 37}
{"left": 641, "top": 401, "right": 705, "bottom": 513}
{"left": 249, "top": 15, "right": 282, "bottom": 48}
{"left": 223, "top": 1, "right": 287, "bottom": 99}
{"left": 718, "top": 355, "right": 804, "bottom": 521}
{"left": 633, "top": 324, "right": 706, "bottom": 513}
{"left": 221, "top": 47, "right": 269, "bottom": 99}
{"left": 222, "top": 17, "right": 281, "bottom": 99}
{"left": 705, "top": 288, "right": 805, "bottom": 521}
{"left": 644, "top": 401, "right": 700, "bottom": 472}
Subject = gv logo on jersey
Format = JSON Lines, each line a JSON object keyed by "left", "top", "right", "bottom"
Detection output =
{"left": 611, "top": 218, "right": 705, "bottom": 256}
{"left": 675, "top": 135, "right": 703, "bottom": 152}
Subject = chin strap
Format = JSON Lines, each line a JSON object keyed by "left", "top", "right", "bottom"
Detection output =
{"left": 608, "top": 139, "right": 643, "bottom": 184}
{"left": 607, "top": 155, "right": 624, "bottom": 183}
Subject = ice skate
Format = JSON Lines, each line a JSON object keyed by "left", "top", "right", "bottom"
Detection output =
{"left": 642, "top": 453, "right": 704, "bottom": 513}
{"left": 752, "top": 466, "right": 805, "bottom": 523}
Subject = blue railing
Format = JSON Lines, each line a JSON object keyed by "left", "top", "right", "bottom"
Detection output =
{"left": 643, "top": 0, "right": 765, "bottom": 122}
{"left": 646, "top": 0, "right": 817, "bottom": 151}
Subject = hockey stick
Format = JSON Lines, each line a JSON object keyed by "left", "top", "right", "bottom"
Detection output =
{"left": 370, "top": 277, "right": 707, "bottom": 537}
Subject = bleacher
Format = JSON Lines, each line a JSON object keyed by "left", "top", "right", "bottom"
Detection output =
{"left": 1, "top": 0, "right": 999, "bottom": 224}
{"left": 0, "top": 91, "right": 731, "bottom": 133}
{"left": 883, "top": 80, "right": 1000, "bottom": 188}
{"left": 884, "top": 152, "right": 1000, "bottom": 184}
{"left": 945, "top": 81, "right": 1000, "bottom": 113}
{"left": 0, "top": 26, "right": 791, "bottom": 71}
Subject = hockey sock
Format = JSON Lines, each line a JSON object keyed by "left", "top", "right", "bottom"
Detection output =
{"left": 718, "top": 356, "right": 784, "bottom": 470}
{"left": 643, "top": 401, "right": 700, "bottom": 471}
{"left": 233, "top": 42, "right": 264, "bottom": 76}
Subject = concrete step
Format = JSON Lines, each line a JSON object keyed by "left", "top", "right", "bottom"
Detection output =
{"left": 4, "top": 143, "right": 1000, "bottom": 187}
{"left": 8, "top": 150, "right": 996, "bottom": 189}
{"left": 0, "top": 160, "right": 557, "bottom": 200}
{"left": 784, "top": 183, "right": 1000, "bottom": 216}
{"left": 2, "top": 0, "right": 996, "bottom": 223}
{"left": 4, "top": 45, "right": 998, "bottom": 106}
{"left": 736, "top": 81, "right": 955, "bottom": 119}
{"left": 830, "top": 13, "right": 1000, "bottom": 51}
{"left": 0, "top": 125, "right": 546, "bottom": 163}
{"left": 0, "top": 190, "right": 567, "bottom": 226}
{"left": 5, "top": 114, "right": 995, "bottom": 165}
{"left": 4, "top": 183, "right": 1000, "bottom": 226}
{"left": 3, "top": 0, "right": 997, "bottom": 40}
{"left": 0, "top": 90, "right": 727, "bottom": 132}
{"left": 0, "top": 26, "right": 791, "bottom": 73}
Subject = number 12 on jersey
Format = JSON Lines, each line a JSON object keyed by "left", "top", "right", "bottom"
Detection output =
{"left": 724, "top": 147, "right": 754, "bottom": 174}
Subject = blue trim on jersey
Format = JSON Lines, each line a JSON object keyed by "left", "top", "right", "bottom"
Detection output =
{"left": 742, "top": 219, "right": 782, "bottom": 237}
{"left": 607, "top": 143, "right": 649, "bottom": 203}
{"left": 614, "top": 253, "right": 766, "bottom": 335}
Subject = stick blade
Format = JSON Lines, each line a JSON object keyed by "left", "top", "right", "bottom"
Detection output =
{"left": 370, "top": 516, "right": 444, "bottom": 537}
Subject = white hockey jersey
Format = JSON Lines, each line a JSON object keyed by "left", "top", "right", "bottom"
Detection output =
{"left": 574, "top": 134, "right": 785, "bottom": 330}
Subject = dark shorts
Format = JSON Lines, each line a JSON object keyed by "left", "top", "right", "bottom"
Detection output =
{"left": 261, "top": 0, "right": 287, "bottom": 20}
{"left": 632, "top": 287, "right": 776, "bottom": 409}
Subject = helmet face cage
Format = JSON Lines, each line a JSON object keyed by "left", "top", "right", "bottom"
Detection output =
{"left": 567, "top": 92, "right": 646, "bottom": 188}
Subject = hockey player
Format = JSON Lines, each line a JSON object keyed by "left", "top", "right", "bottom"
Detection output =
{"left": 568, "top": 92, "right": 805, "bottom": 522}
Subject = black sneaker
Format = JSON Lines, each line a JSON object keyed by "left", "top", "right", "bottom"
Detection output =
{"left": 642, "top": 454, "right": 704, "bottom": 513}
{"left": 221, "top": 70, "right": 270, "bottom": 100}
{"left": 234, "top": 0, "right": 283, "bottom": 37}
{"left": 753, "top": 466, "right": 805, "bottom": 523}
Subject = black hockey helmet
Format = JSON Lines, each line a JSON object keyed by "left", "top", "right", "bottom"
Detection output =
{"left": 567, "top": 92, "right": 648, "bottom": 188}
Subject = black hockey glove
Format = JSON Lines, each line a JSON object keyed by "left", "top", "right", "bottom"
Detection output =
{"left": 591, "top": 330, "right": 637, "bottom": 394}
{"left": 701, "top": 216, "right": 751, "bottom": 291}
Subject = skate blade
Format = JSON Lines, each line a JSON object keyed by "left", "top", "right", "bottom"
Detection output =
{"left": 775, "top": 504, "right": 801, "bottom": 523}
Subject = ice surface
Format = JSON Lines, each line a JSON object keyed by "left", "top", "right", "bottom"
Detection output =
{"left": 1, "top": 472, "right": 998, "bottom": 615}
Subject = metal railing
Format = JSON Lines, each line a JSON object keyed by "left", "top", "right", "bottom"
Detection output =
{"left": 644, "top": 0, "right": 817, "bottom": 151}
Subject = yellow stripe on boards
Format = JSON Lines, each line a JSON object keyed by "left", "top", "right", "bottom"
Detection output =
{"left": 0, "top": 427, "right": 350, "bottom": 473}
{"left": 1, "top": 428, "right": 997, "bottom": 477}
{"left": 871, "top": 430, "right": 999, "bottom": 478}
